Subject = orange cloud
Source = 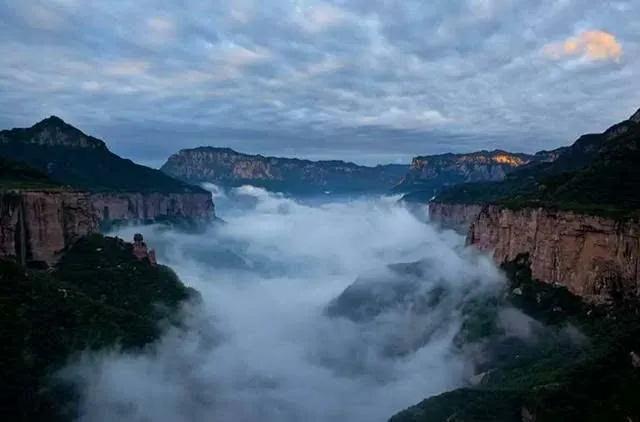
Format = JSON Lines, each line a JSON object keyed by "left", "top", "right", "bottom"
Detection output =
{"left": 544, "top": 30, "right": 622, "bottom": 62}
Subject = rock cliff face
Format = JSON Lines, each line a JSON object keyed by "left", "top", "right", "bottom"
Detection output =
{"left": 0, "top": 190, "right": 213, "bottom": 266}
{"left": 161, "top": 147, "right": 408, "bottom": 195}
{"left": 468, "top": 205, "right": 640, "bottom": 300}
{"left": 89, "top": 192, "right": 214, "bottom": 226}
{"left": 396, "top": 150, "right": 533, "bottom": 194}
{"left": 0, "top": 191, "right": 96, "bottom": 265}
{"left": 428, "top": 202, "right": 483, "bottom": 232}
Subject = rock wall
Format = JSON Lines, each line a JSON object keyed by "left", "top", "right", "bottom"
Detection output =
{"left": 0, "top": 191, "right": 96, "bottom": 265}
{"left": 0, "top": 190, "right": 214, "bottom": 266}
{"left": 428, "top": 202, "right": 483, "bottom": 232}
{"left": 89, "top": 192, "right": 214, "bottom": 225}
{"left": 468, "top": 205, "right": 640, "bottom": 299}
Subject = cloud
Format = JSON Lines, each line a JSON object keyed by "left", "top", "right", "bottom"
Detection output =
{"left": 544, "top": 30, "right": 623, "bottom": 62}
{"left": 105, "top": 60, "right": 150, "bottom": 76}
{"left": 0, "top": 1, "right": 639, "bottom": 164}
{"left": 296, "top": 2, "right": 347, "bottom": 33}
{"left": 61, "top": 189, "right": 504, "bottom": 422}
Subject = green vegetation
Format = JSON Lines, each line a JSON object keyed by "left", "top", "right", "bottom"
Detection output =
{"left": 0, "top": 156, "right": 61, "bottom": 190}
{"left": 0, "top": 234, "right": 196, "bottom": 421}
{"left": 391, "top": 254, "right": 640, "bottom": 422}
{"left": 0, "top": 117, "right": 206, "bottom": 193}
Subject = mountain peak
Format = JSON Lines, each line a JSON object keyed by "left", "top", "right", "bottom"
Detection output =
{"left": 0, "top": 116, "right": 109, "bottom": 150}
{"left": 41, "top": 115, "right": 65, "bottom": 125}
{"left": 630, "top": 108, "right": 640, "bottom": 123}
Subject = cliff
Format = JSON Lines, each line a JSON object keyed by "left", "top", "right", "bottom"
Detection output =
{"left": 161, "top": 146, "right": 408, "bottom": 195}
{"left": 0, "top": 190, "right": 96, "bottom": 266}
{"left": 396, "top": 150, "right": 534, "bottom": 195}
{"left": 428, "top": 202, "right": 483, "bottom": 232}
{"left": 468, "top": 205, "right": 640, "bottom": 300}
{"left": 90, "top": 191, "right": 214, "bottom": 227}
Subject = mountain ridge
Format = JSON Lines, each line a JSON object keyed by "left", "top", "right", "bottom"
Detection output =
{"left": 0, "top": 117, "right": 205, "bottom": 193}
{"left": 161, "top": 146, "right": 409, "bottom": 195}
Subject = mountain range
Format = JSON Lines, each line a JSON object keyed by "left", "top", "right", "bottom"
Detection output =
{"left": 161, "top": 146, "right": 409, "bottom": 195}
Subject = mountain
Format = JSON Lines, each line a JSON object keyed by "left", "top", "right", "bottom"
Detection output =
{"left": 0, "top": 117, "right": 215, "bottom": 230}
{"left": 434, "top": 108, "right": 640, "bottom": 216}
{"left": 0, "top": 116, "right": 204, "bottom": 193}
{"left": 396, "top": 150, "right": 538, "bottom": 202}
{"left": 161, "top": 146, "right": 408, "bottom": 195}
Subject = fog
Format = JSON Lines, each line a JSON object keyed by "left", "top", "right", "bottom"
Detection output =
{"left": 63, "top": 186, "right": 506, "bottom": 422}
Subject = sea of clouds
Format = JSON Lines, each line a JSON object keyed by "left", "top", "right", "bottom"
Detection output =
{"left": 63, "top": 186, "right": 506, "bottom": 422}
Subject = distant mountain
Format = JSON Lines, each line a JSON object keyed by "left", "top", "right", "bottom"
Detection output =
{"left": 161, "top": 146, "right": 409, "bottom": 195}
{"left": 435, "top": 108, "right": 640, "bottom": 216}
{"left": 396, "top": 150, "right": 538, "bottom": 202}
{"left": 0, "top": 116, "right": 205, "bottom": 193}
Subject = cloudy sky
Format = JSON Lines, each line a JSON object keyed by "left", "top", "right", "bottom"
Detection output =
{"left": 0, "top": 0, "right": 638, "bottom": 166}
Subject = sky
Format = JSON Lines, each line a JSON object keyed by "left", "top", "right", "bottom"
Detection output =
{"left": 0, "top": 0, "right": 639, "bottom": 166}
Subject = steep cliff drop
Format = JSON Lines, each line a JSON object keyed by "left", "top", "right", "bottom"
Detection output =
{"left": 468, "top": 205, "right": 640, "bottom": 300}
{"left": 90, "top": 192, "right": 214, "bottom": 229}
{"left": 428, "top": 202, "right": 483, "bottom": 232}
{"left": 0, "top": 190, "right": 96, "bottom": 266}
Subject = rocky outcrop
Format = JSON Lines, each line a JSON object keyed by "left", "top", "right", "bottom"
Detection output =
{"left": 468, "top": 205, "right": 640, "bottom": 299}
{"left": 0, "top": 190, "right": 96, "bottom": 265}
{"left": 428, "top": 202, "right": 483, "bottom": 232}
{"left": 89, "top": 192, "right": 215, "bottom": 226}
{"left": 132, "top": 233, "right": 156, "bottom": 265}
{"left": 161, "top": 147, "right": 408, "bottom": 195}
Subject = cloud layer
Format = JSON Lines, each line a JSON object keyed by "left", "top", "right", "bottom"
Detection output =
{"left": 62, "top": 188, "right": 504, "bottom": 422}
{"left": 0, "top": 1, "right": 639, "bottom": 164}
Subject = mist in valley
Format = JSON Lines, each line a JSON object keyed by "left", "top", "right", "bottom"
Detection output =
{"left": 62, "top": 186, "right": 507, "bottom": 422}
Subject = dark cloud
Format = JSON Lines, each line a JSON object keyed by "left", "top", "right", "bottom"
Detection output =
{"left": 1, "top": 0, "right": 638, "bottom": 165}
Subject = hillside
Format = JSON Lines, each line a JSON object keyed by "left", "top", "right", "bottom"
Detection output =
{"left": 0, "top": 117, "right": 206, "bottom": 193}
{"left": 161, "top": 146, "right": 408, "bottom": 195}
{"left": 0, "top": 234, "right": 196, "bottom": 420}
{"left": 435, "top": 108, "right": 640, "bottom": 217}
{"left": 0, "top": 156, "right": 60, "bottom": 190}
{"left": 389, "top": 256, "right": 640, "bottom": 422}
